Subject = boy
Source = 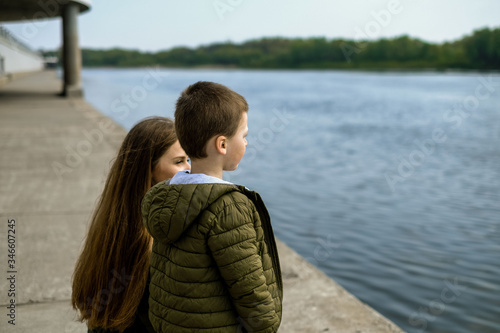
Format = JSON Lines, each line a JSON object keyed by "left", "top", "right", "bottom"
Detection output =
{"left": 142, "top": 81, "right": 283, "bottom": 333}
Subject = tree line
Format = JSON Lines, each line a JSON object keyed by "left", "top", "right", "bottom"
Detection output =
{"left": 43, "top": 27, "right": 500, "bottom": 70}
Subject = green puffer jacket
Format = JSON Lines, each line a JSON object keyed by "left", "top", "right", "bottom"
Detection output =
{"left": 141, "top": 182, "right": 283, "bottom": 333}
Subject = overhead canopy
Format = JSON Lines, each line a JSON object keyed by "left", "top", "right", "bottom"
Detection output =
{"left": 0, "top": 0, "right": 90, "bottom": 22}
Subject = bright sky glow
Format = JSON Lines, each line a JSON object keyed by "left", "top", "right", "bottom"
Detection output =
{"left": 2, "top": 0, "right": 500, "bottom": 51}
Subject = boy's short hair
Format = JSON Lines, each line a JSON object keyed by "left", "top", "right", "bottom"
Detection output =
{"left": 175, "top": 81, "right": 248, "bottom": 159}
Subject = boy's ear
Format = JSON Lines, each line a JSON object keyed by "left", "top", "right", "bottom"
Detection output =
{"left": 215, "top": 135, "right": 227, "bottom": 155}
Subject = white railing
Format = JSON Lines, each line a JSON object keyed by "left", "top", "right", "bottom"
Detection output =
{"left": 0, "top": 26, "right": 40, "bottom": 56}
{"left": 0, "top": 26, "right": 44, "bottom": 75}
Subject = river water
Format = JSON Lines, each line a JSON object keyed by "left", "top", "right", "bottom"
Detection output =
{"left": 82, "top": 68, "right": 500, "bottom": 333}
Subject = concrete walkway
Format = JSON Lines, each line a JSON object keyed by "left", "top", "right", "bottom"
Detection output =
{"left": 0, "top": 71, "right": 404, "bottom": 333}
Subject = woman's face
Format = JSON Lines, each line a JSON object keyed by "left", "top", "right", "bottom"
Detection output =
{"left": 152, "top": 140, "right": 190, "bottom": 184}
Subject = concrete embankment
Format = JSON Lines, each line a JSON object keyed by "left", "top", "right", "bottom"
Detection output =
{"left": 0, "top": 70, "right": 404, "bottom": 333}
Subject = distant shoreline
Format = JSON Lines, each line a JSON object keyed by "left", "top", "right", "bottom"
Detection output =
{"left": 44, "top": 27, "right": 500, "bottom": 72}
{"left": 79, "top": 66, "right": 500, "bottom": 74}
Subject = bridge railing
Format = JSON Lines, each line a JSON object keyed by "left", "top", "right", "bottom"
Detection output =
{"left": 0, "top": 26, "right": 45, "bottom": 77}
{"left": 0, "top": 26, "right": 41, "bottom": 57}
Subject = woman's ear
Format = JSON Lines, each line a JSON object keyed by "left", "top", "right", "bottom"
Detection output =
{"left": 215, "top": 135, "right": 227, "bottom": 155}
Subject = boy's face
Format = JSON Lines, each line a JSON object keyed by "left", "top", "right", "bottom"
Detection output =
{"left": 224, "top": 112, "right": 248, "bottom": 171}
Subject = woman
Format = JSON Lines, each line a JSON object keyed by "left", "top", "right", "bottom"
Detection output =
{"left": 72, "top": 117, "right": 190, "bottom": 332}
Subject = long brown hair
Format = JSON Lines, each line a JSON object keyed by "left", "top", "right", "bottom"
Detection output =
{"left": 72, "top": 116, "right": 177, "bottom": 331}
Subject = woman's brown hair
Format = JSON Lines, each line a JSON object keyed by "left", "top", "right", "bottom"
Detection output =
{"left": 72, "top": 116, "right": 177, "bottom": 332}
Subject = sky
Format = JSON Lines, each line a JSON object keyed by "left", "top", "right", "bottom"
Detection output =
{"left": 2, "top": 0, "right": 500, "bottom": 52}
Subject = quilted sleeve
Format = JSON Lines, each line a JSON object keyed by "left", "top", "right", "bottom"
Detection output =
{"left": 207, "top": 198, "right": 280, "bottom": 333}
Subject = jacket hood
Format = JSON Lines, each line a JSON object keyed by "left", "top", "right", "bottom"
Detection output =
{"left": 142, "top": 182, "right": 240, "bottom": 244}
